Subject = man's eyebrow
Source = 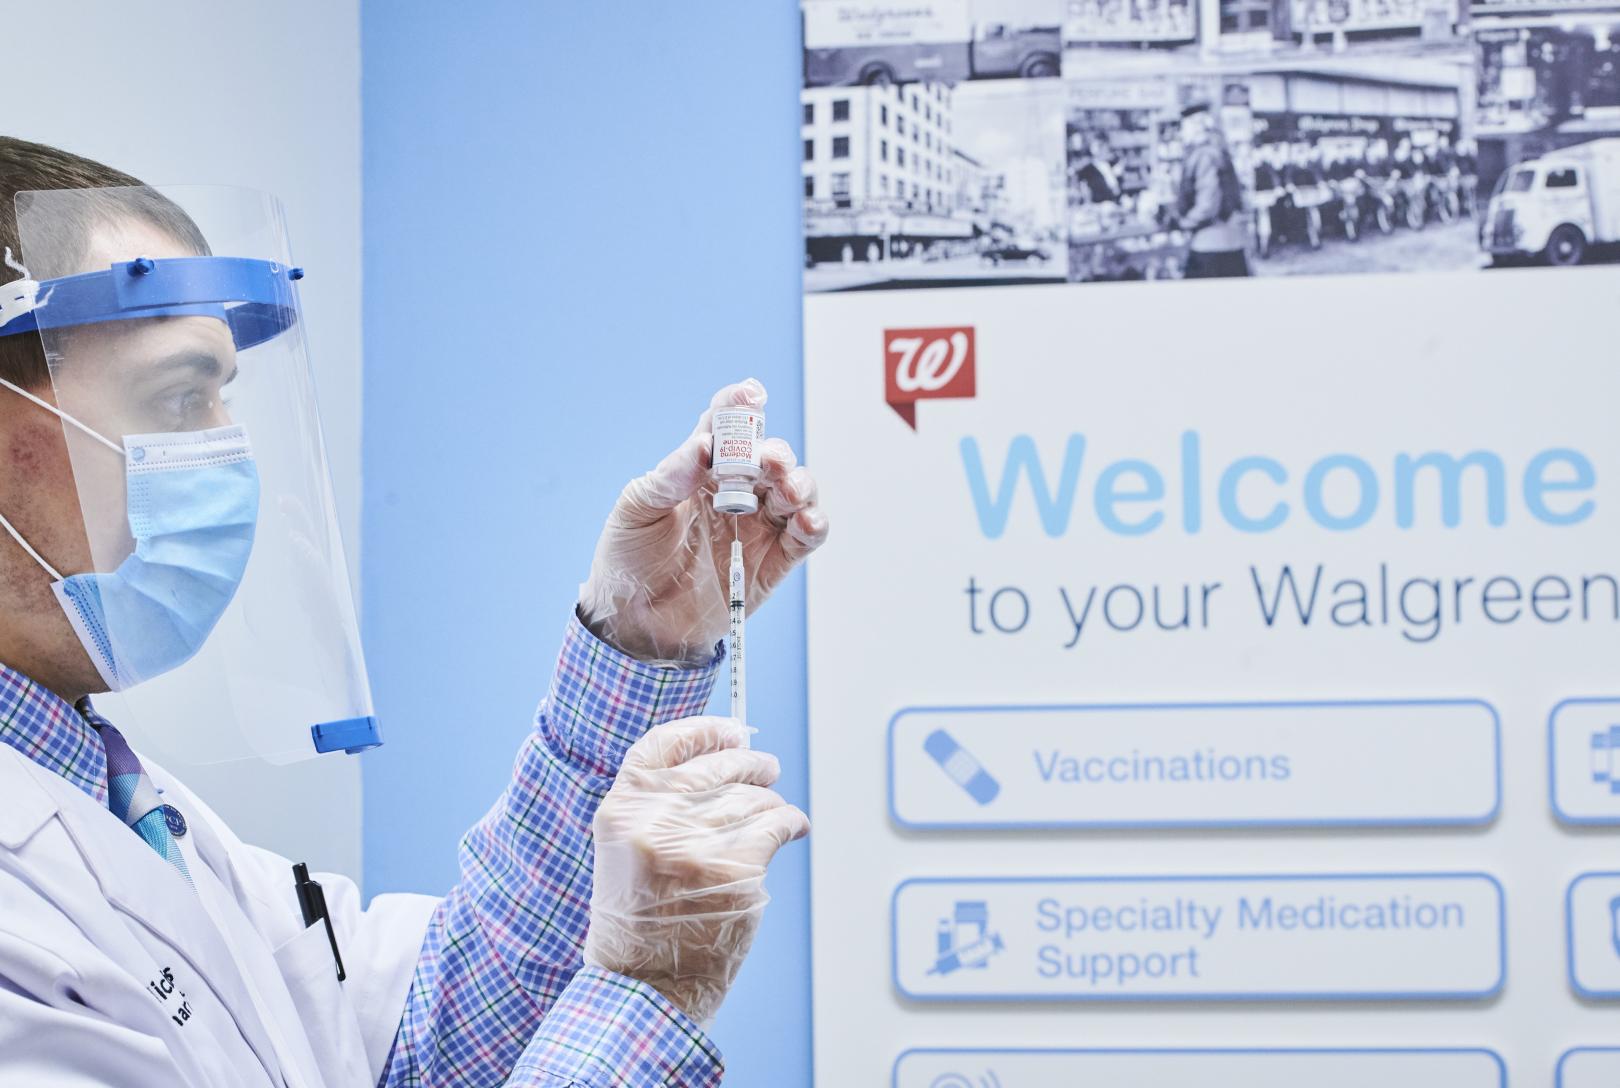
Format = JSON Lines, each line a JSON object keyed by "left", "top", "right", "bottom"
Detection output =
{"left": 150, "top": 350, "right": 238, "bottom": 385}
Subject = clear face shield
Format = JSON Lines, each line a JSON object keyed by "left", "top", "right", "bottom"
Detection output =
{"left": 0, "top": 185, "right": 376, "bottom": 765}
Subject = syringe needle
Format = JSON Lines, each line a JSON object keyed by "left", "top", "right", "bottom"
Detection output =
{"left": 728, "top": 533, "right": 746, "bottom": 732}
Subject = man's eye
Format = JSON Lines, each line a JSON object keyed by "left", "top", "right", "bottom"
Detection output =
{"left": 157, "top": 388, "right": 217, "bottom": 426}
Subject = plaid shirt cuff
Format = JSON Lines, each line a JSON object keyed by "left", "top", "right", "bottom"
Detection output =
{"left": 512, "top": 966, "right": 724, "bottom": 1087}
{"left": 545, "top": 611, "right": 723, "bottom": 777}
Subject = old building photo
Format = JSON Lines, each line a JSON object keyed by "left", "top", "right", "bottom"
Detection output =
{"left": 803, "top": 80, "right": 1068, "bottom": 290}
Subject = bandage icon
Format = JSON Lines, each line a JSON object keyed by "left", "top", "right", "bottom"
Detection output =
{"left": 923, "top": 729, "right": 1000, "bottom": 806}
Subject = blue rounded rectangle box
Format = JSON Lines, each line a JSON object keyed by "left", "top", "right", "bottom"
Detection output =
{"left": 895, "top": 1047, "right": 1507, "bottom": 1087}
{"left": 890, "top": 700, "right": 1501, "bottom": 831}
{"left": 892, "top": 872, "right": 1506, "bottom": 1002}
{"left": 1560, "top": 1047, "right": 1620, "bottom": 1086}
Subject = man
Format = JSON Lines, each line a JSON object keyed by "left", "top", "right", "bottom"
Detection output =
{"left": 1359, "top": 138, "right": 1396, "bottom": 233}
{"left": 1173, "top": 102, "right": 1250, "bottom": 279}
{"left": 0, "top": 136, "right": 827, "bottom": 1086}
{"left": 1069, "top": 131, "right": 1121, "bottom": 205}
{"left": 1361, "top": 138, "right": 1394, "bottom": 182}
{"left": 1284, "top": 140, "right": 1325, "bottom": 191}
{"left": 1248, "top": 142, "right": 1285, "bottom": 257}
{"left": 1455, "top": 138, "right": 1480, "bottom": 217}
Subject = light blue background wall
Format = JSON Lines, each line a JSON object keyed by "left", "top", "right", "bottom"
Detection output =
{"left": 361, "top": 3, "right": 811, "bottom": 1083}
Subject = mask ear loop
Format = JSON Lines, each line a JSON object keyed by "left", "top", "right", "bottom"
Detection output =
{"left": 0, "top": 376, "right": 124, "bottom": 456}
{"left": 0, "top": 372, "right": 119, "bottom": 581}
{"left": 0, "top": 509, "right": 64, "bottom": 582}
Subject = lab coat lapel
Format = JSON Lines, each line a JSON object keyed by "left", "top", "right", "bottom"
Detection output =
{"left": 181, "top": 788, "right": 329, "bottom": 1088}
{"left": 29, "top": 758, "right": 290, "bottom": 1085}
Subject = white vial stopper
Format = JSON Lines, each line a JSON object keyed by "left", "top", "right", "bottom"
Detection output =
{"left": 711, "top": 405, "right": 765, "bottom": 515}
{"left": 715, "top": 487, "right": 758, "bottom": 515}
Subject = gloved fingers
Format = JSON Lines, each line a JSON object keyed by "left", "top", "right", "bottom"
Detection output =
{"left": 689, "top": 378, "right": 768, "bottom": 441}
{"left": 761, "top": 461, "right": 819, "bottom": 525}
{"left": 623, "top": 716, "right": 751, "bottom": 773}
{"left": 656, "top": 747, "right": 781, "bottom": 793}
{"left": 757, "top": 436, "right": 798, "bottom": 481}
{"left": 730, "top": 803, "right": 812, "bottom": 865}
{"left": 778, "top": 507, "right": 830, "bottom": 566}
{"left": 612, "top": 434, "right": 712, "bottom": 529}
{"left": 703, "top": 781, "right": 792, "bottom": 827}
{"left": 746, "top": 506, "right": 829, "bottom": 599}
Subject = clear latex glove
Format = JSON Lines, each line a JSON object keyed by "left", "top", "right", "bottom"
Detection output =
{"left": 578, "top": 379, "right": 830, "bottom": 665}
{"left": 584, "top": 716, "right": 809, "bottom": 1025}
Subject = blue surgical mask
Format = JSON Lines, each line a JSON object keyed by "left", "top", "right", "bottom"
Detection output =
{"left": 0, "top": 379, "right": 259, "bottom": 691}
{"left": 55, "top": 427, "right": 259, "bottom": 690}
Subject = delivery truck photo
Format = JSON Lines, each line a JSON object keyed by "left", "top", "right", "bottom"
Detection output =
{"left": 1482, "top": 137, "right": 1620, "bottom": 266}
{"left": 802, "top": 0, "right": 1061, "bottom": 87}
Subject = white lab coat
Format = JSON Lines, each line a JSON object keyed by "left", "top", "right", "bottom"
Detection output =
{"left": 0, "top": 742, "right": 441, "bottom": 1087}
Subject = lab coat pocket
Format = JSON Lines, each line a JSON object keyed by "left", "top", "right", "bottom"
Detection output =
{"left": 273, "top": 922, "right": 371, "bottom": 1088}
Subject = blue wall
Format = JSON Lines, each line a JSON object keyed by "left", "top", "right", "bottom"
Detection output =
{"left": 360, "top": 3, "right": 811, "bottom": 1082}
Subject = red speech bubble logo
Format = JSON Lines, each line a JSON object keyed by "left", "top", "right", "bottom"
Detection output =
{"left": 883, "top": 326, "right": 976, "bottom": 430}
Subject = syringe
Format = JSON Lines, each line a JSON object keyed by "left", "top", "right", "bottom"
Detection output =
{"left": 927, "top": 932, "right": 1005, "bottom": 976}
{"left": 728, "top": 535, "right": 746, "bottom": 729}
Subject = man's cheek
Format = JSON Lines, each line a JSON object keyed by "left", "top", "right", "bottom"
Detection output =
{"left": 9, "top": 419, "right": 106, "bottom": 572}
{"left": 7, "top": 420, "right": 62, "bottom": 480}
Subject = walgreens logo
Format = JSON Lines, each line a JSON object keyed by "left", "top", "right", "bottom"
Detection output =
{"left": 883, "top": 326, "right": 976, "bottom": 430}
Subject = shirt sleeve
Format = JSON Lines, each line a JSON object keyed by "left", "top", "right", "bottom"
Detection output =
{"left": 509, "top": 968, "right": 722, "bottom": 1088}
{"left": 379, "top": 612, "right": 723, "bottom": 1087}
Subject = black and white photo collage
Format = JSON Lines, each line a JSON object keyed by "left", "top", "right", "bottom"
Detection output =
{"left": 800, "top": 0, "right": 1620, "bottom": 290}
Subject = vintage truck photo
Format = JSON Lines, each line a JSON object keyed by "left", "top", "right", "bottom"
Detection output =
{"left": 803, "top": 0, "right": 1061, "bottom": 86}
{"left": 1482, "top": 137, "right": 1620, "bottom": 266}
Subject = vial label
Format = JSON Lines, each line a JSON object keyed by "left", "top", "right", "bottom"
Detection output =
{"left": 712, "top": 408, "right": 765, "bottom": 471}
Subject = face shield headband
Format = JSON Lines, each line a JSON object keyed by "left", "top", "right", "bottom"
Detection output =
{"left": 0, "top": 253, "right": 303, "bottom": 350}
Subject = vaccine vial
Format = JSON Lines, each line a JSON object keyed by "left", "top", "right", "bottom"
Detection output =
{"left": 711, "top": 406, "right": 765, "bottom": 514}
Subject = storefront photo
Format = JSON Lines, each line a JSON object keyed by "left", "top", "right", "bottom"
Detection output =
{"left": 1064, "top": 53, "right": 1482, "bottom": 280}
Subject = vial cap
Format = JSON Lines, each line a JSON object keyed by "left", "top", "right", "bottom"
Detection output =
{"left": 714, "top": 489, "right": 759, "bottom": 515}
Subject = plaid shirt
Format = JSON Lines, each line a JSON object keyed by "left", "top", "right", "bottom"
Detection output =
{"left": 379, "top": 613, "right": 727, "bottom": 1087}
{"left": 0, "top": 613, "right": 727, "bottom": 1088}
{"left": 0, "top": 663, "right": 108, "bottom": 805}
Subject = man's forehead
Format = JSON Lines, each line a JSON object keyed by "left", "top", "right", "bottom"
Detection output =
{"left": 76, "top": 219, "right": 198, "bottom": 274}
{"left": 43, "top": 220, "right": 232, "bottom": 367}
{"left": 63, "top": 312, "right": 234, "bottom": 365}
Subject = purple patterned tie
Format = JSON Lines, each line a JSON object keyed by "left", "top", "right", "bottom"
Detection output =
{"left": 78, "top": 700, "right": 193, "bottom": 886}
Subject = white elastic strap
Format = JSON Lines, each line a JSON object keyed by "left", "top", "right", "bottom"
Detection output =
{"left": 0, "top": 249, "right": 50, "bottom": 333}
{"left": 0, "top": 376, "right": 124, "bottom": 456}
{"left": 0, "top": 507, "right": 63, "bottom": 582}
{"left": 0, "top": 277, "right": 40, "bottom": 331}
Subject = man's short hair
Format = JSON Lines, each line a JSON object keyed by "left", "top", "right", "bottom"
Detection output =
{"left": 0, "top": 137, "right": 207, "bottom": 390}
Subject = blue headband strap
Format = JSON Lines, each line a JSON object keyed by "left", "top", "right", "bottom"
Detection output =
{"left": 0, "top": 256, "right": 300, "bottom": 351}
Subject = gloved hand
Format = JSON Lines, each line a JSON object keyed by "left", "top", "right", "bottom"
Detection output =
{"left": 578, "top": 379, "right": 829, "bottom": 665}
{"left": 584, "top": 717, "right": 809, "bottom": 1025}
